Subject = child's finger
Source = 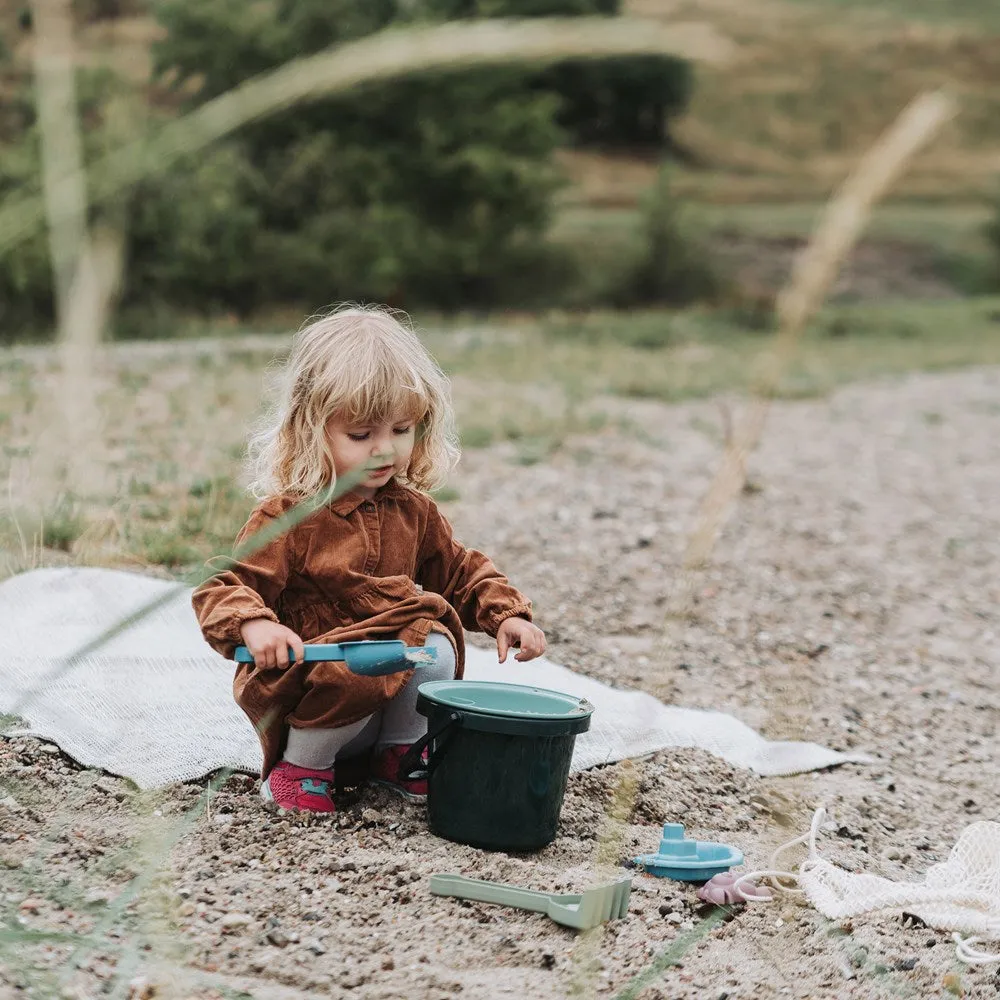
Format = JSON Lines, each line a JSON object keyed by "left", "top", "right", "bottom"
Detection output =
{"left": 289, "top": 635, "right": 306, "bottom": 667}
{"left": 497, "top": 633, "right": 509, "bottom": 662}
{"left": 276, "top": 642, "right": 290, "bottom": 669}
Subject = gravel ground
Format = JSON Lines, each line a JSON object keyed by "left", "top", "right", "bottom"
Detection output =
{"left": 3, "top": 366, "right": 1000, "bottom": 999}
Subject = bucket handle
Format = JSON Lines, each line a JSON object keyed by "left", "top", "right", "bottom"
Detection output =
{"left": 398, "top": 711, "right": 462, "bottom": 782}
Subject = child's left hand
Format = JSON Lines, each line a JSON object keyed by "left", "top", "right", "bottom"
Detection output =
{"left": 497, "top": 617, "right": 546, "bottom": 663}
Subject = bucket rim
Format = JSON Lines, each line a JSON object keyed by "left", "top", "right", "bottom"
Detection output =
{"left": 416, "top": 679, "right": 594, "bottom": 723}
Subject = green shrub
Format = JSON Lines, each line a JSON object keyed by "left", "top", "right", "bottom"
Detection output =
{"left": 121, "top": 0, "right": 567, "bottom": 313}
{"left": 985, "top": 194, "right": 1000, "bottom": 291}
{"left": 609, "top": 170, "right": 721, "bottom": 307}
{"left": 0, "top": 0, "right": 702, "bottom": 333}
{"left": 424, "top": 0, "right": 693, "bottom": 150}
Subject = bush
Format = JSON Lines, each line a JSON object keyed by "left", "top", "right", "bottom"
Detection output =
{"left": 0, "top": 0, "right": 702, "bottom": 334}
{"left": 424, "top": 0, "right": 692, "bottom": 150}
{"left": 613, "top": 171, "right": 721, "bottom": 307}
{"left": 986, "top": 193, "right": 1000, "bottom": 291}
{"left": 119, "top": 0, "right": 567, "bottom": 313}
{"left": 556, "top": 171, "right": 721, "bottom": 310}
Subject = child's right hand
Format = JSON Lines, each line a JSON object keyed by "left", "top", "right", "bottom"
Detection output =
{"left": 239, "top": 618, "right": 306, "bottom": 669}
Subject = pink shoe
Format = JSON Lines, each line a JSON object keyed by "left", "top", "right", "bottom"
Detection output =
{"left": 370, "top": 744, "right": 428, "bottom": 802}
{"left": 260, "top": 761, "right": 336, "bottom": 813}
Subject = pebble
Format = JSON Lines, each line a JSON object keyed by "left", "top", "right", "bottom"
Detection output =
{"left": 221, "top": 912, "right": 252, "bottom": 929}
{"left": 266, "top": 929, "right": 290, "bottom": 948}
{"left": 4, "top": 369, "right": 1000, "bottom": 998}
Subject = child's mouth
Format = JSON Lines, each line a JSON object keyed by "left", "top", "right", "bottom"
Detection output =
{"left": 369, "top": 465, "right": 394, "bottom": 476}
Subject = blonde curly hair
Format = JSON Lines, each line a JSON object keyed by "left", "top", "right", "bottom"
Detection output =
{"left": 246, "top": 304, "right": 459, "bottom": 499}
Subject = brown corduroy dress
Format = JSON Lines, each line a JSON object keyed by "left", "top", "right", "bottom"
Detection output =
{"left": 192, "top": 481, "right": 532, "bottom": 778}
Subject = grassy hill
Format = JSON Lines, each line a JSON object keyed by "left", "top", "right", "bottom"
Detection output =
{"left": 563, "top": 0, "right": 1000, "bottom": 206}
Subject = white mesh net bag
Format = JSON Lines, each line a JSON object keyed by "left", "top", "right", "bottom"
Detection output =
{"left": 733, "top": 809, "right": 1000, "bottom": 965}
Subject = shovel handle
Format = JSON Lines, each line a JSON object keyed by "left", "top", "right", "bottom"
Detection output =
{"left": 429, "top": 874, "right": 559, "bottom": 914}
{"left": 234, "top": 643, "right": 346, "bottom": 663}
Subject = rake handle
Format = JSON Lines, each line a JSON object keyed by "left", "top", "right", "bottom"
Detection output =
{"left": 429, "top": 874, "right": 565, "bottom": 914}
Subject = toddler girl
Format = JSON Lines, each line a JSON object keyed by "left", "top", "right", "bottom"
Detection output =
{"left": 193, "top": 304, "right": 545, "bottom": 812}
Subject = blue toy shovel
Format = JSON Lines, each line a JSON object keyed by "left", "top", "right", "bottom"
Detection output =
{"left": 233, "top": 640, "right": 438, "bottom": 676}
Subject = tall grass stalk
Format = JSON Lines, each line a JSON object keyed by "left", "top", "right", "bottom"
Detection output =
{"left": 570, "top": 89, "right": 957, "bottom": 1000}
{"left": 0, "top": 17, "right": 732, "bottom": 258}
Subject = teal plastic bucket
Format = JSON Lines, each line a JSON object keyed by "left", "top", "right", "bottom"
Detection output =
{"left": 399, "top": 680, "right": 593, "bottom": 852}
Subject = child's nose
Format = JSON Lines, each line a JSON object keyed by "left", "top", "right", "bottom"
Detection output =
{"left": 371, "top": 432, "right": 393, "bottom": 455}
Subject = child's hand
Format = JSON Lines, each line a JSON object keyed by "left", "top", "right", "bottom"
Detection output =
{"left": 496, "top": 617, "right": 546, "bottom": 663}
{"left": 239, "top": 618, "right": 305, "bottom": 669}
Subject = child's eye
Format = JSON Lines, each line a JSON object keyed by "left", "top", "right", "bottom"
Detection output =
{"left": 393, "top": 425, "right": 413, "bottom": 435}
{"left": 347, "top": 432, "right": 370, "bottom": 442}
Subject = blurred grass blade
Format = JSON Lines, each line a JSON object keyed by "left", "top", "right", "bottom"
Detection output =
{"left": 0, "top": 17, "right": 732, "bottom": 256}
{"left": 4, "top": 469, "right": 365, "bottom": 721}
{"left": 683, "top": 89, "right": 956, "bottom": 570}
{"left": 29, "top": 0, "right": 88, "bottom": 325}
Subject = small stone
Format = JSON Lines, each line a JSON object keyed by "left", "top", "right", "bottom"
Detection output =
{"left": 127, "top": 977, "right": 155, "bottom": 1000}
{"left": 18, "top": 898, "right": 42, "bottom": 914}
{"left": 305, "top": 938, "right": 327, "bottom": 956}
{"left": 40, "top": 744, "right": 60, "bottom": 755}
{"left": 221, "top": 913, "right": 252, "bottom": 930}
{"left": 84, "top": 888, "right": 112, "bottom": 906}
{"left": 361, "top": 808, "right": 382, "bottom": 825}
{"left": 266, "top": 929, "right": 290, "bottom": 948}
{"left": 541, "top": 952, "right": 555, "bottom": 970}
{"left": 894, "top": 958, "right": 917, "bottom": 971}
{"left": 381, "top": 957, "right": 394, "bottom": 971}
{"left": 636, "top": 527, "right": 656, "bottom": 548}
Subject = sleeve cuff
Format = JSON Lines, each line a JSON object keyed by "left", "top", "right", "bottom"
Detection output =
{"left": 484, "top": 604, "right": 533, "bottom": 636}
{"left": 224, "top": 606, "right": 280, "bottom": 643}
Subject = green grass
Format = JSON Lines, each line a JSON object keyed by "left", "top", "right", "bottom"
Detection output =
{"left": 791, "top": 0, "right": 1000, "bottom": 26}
{"left": 2, "top": 299, "right": 999, "bottom": 574}
{"left": 555, "top": 202, "right": 993, "bottom": 254}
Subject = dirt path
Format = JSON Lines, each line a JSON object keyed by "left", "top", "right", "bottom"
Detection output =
{"left": 3, "top": 367, "right": 1000, "bottom": 999}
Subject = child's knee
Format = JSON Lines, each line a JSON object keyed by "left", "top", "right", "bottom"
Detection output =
{"left": 424, "top": 631, "right": 456, "bottom": 680}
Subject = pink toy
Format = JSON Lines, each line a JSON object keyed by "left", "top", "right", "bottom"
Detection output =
{"left": 696, "top": 872, "right": 772, "bottom": 905}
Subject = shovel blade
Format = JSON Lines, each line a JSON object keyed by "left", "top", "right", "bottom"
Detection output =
{"left": 341, "top": 641, "right": 437, "bottom": 675}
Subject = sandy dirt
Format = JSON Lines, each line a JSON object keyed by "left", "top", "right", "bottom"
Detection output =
{"left": 3, "top": 366, "right": 1000, "bottom": 999}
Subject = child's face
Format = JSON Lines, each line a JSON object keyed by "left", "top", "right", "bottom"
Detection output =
{"left": 326, "top": 411, "right": 417, "bottom": 498}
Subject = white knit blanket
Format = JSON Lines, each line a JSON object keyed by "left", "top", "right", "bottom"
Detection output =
{"left": 0, "top": 567, "right": 870, "bottom": 788}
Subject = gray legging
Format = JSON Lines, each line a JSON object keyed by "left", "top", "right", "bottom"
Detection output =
{"left": 281, "top": 632, "right": 456, "bottom": 769}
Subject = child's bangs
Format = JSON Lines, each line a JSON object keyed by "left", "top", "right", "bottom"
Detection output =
{"left": 331, "top": 352, "right": 430, "bottom": 427}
